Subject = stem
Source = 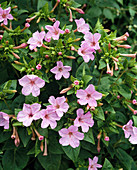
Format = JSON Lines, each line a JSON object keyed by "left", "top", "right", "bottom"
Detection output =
{"left": 98, "top": 68, "right": 104, "bottom": 85}
{"left": 116, "top": 69, "right": 127, "bottom": 82}
{"left": 3, "top": 98, "right": 11, "bottom": 110}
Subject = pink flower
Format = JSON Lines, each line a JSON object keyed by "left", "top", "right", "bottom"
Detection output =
{"left": 19, "top": 75, "right": 45, "bottom": 97}
{"left": 45, "top": 21, "right": 65, "bottom": 40}
{"left": 129, "top": 127, "right": 137, "bottom": 144}
{"left": 36, "top": 64, "right": 42, "bottom": 70}
{"left": 39, "top": 108, "right": 60, "bottom": 129}
{"left": 84, "top": 33, "right": 101, "bottom": 50}
{"left": 0, "top": 112, "right": 9, "bottom": 129}
{"left": 76, "top": 84, "right": 102, "bottom": 107}
{"left": 47, "top": 96, "right": 69, "bottom": 117}
{"left": 88, "top": 156, "right": 102, "bottom": 170}
{"left": 75, "top": 18, "right": 89, "bottom": 34}
{"left": 59, "top": 125, "right": 84, "bottom": 148}
{"left": 0, "top": 7, "right": 13, "bottom": 25}
{"left": 27, "top": 31, "right": 45, "bottom": 50}
{"left": 78, "top": 42, "right": 95, "bottom": 63}
{"left": 74, "top": 108, "right": 94, "bottom": 132}
{"left": 50, "top": 61, "right": 71, "bottom": 80}
{"left": 122, "top": 120, "right": 134, "bottom": 138}
{"left": 17, "top": 103, "right": 41, "bottom": 127}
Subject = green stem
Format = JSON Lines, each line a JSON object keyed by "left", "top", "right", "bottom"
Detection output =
{"left": 98, "top": 68, "right": 104, "bottom": 85}
{"left": 3, "top": 98, "right": 11, "bottom": 110}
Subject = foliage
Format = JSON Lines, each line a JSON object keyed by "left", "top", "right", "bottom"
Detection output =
{"left": 0, "top": 0, "right": 137, "bottom": 170}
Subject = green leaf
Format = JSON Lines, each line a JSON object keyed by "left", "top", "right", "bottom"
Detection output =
{"left": 42, "top": 2, "right": 49, "bottom": 15}
{"left": 37, "top": 0, "right": 48, "bottom": 10}
{"left": 132, "top": 115, "right": 137, "bottom": 127}
{"left": 99, "top": 59, "right": 106, "bottom": 69}
{"left": 103, "top": 8, "right": 114, "bottom": 22}
{"left": 25, "top": 94, "right": 39, "bottom": 104}
{"left": 117, "top": 0, "right": 123, "bottom": 5}
{"left": 118, "top": 84, "right": 131, "bottom": 99}
{"left": 82, "top": 75, "right": 92, "bottom": 86}
{"left": 2, "top": 149, "right": 29, "bottom": 170}
{"left": 87, "top": 7, "right": 102, "bottom": 18}
{"left": 38, "top": 153, "right": 61, "bottom": 170}
{"left": 83, "top": 128, "right": 95, "bottom": 145}
{"left": 116, "top": 148, "right": 137, "bottom": 170}
{"left": 35, "top": 138, "right": 41, "bottom": 157}
{"left": 18, "top": 128, "right": 31, "bottom": 147}
{"left": 76, "top": 62, "right": 91, "bottom": 80}
{"left": 95, "top": 107, "right": 105, "bottom": 120}
{"left": 129, "top": 7, "right": 136, "bottom": 17}
{"left": 62, "top": 145, "right": 80, "bottom": 162}
{"left": 102, "top": 158, "right": 113, "bottom": 170}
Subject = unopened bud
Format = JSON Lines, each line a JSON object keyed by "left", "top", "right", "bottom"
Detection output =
{"left": 132, "top": 99, "right": 137, "bottom": 104}
{"left": 58, "top": 52, "right": 62, "bottom": 56}
{"left": 74, "top": 80, "right": 79, "bottom": 85}
{"left": 117, "top": 44, "right": 131, "bottom": 49}
{"left": 75, "top": 8, "right": 84, "bottom": 14}
{"left": 65, "top": 29, "right": 70, "bottom": 33}
{"left": 45, "top": 54, "right": 49, "bottom": 58}
{"left": 104, "top": 136, "right": 109, "bottom": 141}
{"left": 31, "top": 68, "right": 34, "bottom": 71}
{"left": 36, "top": 64, "right": 42, "bottom": 70}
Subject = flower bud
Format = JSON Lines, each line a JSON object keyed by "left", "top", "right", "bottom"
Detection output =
{"left": 65, "top": 29, "right": 70, "bottom": 33}
{"left": 25, "top": 23, "right": 30, "bottom": 28}
{"left": 58, "top": 52, "right": 62, "bottom": 56}
{"left": 75, "top": 8, "right": 84, "bottom": 14}
{"left": 132, "top": 99, "right": 136, "bottom": 104}
{"left": 74, "top": 80, "right": 79, "bottom": 85}
{"left": 36, "top": 64, "right": 42, "bottom": 70}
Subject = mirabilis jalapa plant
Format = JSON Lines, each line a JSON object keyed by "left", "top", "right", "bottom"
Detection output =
{"left": 0, "top": 0, "right": 137, "bottom": 169}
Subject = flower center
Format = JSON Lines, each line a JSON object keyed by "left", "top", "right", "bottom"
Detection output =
{"left": 29, "top": 113, "right": 33, "bottom": 117}
{"left": 68, "top": 132, "right": 73, "bottom": 136}
{"left": 87, "top": 94, "right": 91, "bottom": 98}
{"left": 45, "top": 114, "right": 49, "bottom": 119}
{"left": 91, "top": 41, "right": 96, "bottom": 46}
{"left": 58, "top": 67, "right": 63, "bottom": 72}
{"left": 30, "top": 81, "right": 35, "bottom": 85}
{"left": 56, "top": 104, "right": 60, "bottom": 109}
{"left": 2, "top": 14, "right": 6, "bottom": 18}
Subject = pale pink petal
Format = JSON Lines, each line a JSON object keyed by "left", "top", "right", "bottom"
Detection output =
{"left": 69, "top": 136, "right": 80, "bottom": 148}
{"left": 23, "top": 118, "right": 33, "bottom": 127}
{"left": 50, "top": 66, "right": 58, "bottom": 74}
{"left": 3, "top": 19, "right": 8, "bottom": 25}
{"left": 7, "top": 14, "right": 13, "bottom": 20}
{"left": 59, "top": 136, "right": 70, "bottom": 146}
{"left": 62, "top": 71, "right": 70, "bottom": 79}
{"left": 85, "top": 84, "right": 95, "bottom": 94}
{"left": 31, "top": 103, "right": 41, "bottom": 114}
{"left": 41, "top": 118, "right": 50, "bottom": 128}
{"left": 73, "top": 131, "right": 84, "bottom": 140}
{"left": 19, "top": 75, "right": 31, "bottom": 86}
{"left": 88, "top": 98, "right": 97, "bottom": 107}
{"left": 32, "top": 85, "right": 40, "bottom": 97}
{"left": 59, "top": 128, "right": 69, "bottom": 137}
{"left": 92, "top": 91, "right": 102, "bottom": 100}
{"left": 57, "top": 61, "right": 63, "bottom": 67}
{"left": 53, "top": 20, "right": 60, "bottom": 28}
{"left": 48, "top": 96, "right": 56, "bottom": 105}
{"left": 35, "top": 78, "right": 45, "bottom": 88}
{"left": 78, "top": 99, "right": 88, "bottom": 105}
{"left": 94, "top": 33, "right": 101, "bottom": 42}
{"left": 55, "top": 72, "right": 62, "bottom": 80}
{"left": 22, "top": 84, "right": 32, "bottom": 96}
{"left": 76, "top": 89, "right": 87, "bottom": 98}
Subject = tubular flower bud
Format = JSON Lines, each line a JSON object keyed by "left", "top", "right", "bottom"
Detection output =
{"left": 97, "top": 131, "right": 102, "bottom": 153}
{"left": 111, "top": 66, "right": 113, "bottom": 76}
{"left": 34, "top": 129, "right": 44, "bottom": 141}
{"left": 14, "top": 129, "right": 20, "bottom": 147}
{"left": 106, "top": 63, "right": 111, "bottom": 74}
{"left": 113, "top": 36, "right": 127, "bottom": 41}
{"left": 40, "top": 141, "right": 44, "bottom": 151}
{"left": 26, "top": 15, "right": 37, "bottom": 23}
{"left": 71, "top": 46, "right": 78, "bottom": 52}
{"left": 48, "top": 17, "right": 56, "bottom": 22}
{"left": 31, "top": 129, "right": 36, "bottom": 140}
{"left": 117, "top": 44, "right": 131, "bottom": 49}
{"left": 69, "top": 8, "right": 73, "bottom": 22}
{"left": 127, "top": 105, "right": 137, "bottom": 115}
{"left": 75, "top": 8, "right": 85, "bottom": 14}
{"left": 60, "top": 85, "right": 73, "bottom": 94}
{"left": 114, "top": 60, "right": 119, "bottom": 71}
{"left": 58, "top": 52, "right": 62, "bottom": 56}
{"left": 43, "top": 138, "right": 48, "bottom": 156}
{"left": 124, "top": 32, "right": 129, "bottom": 37}
{"left": 108, "top": 42, "right": 111, "bottom": 50}
{"left": 42, "top": 44, "right": 50, "bottom": 49}
{"left": 112, "top": 56, "right": 118, "bottom": 62}
{"left": 51, "top": 0, "right": 60, "bottom": 13}
{"left": 65, "top": 56, "right": 76, "bottom": 59}
{"left": 11, "top": 127, "right": 16, "bottom": 139}
{"left": 120, "top": 53, "right": 136, "bottom": 58}
{"left": 11, "top": 51, "right": 20, "bottom": 59}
